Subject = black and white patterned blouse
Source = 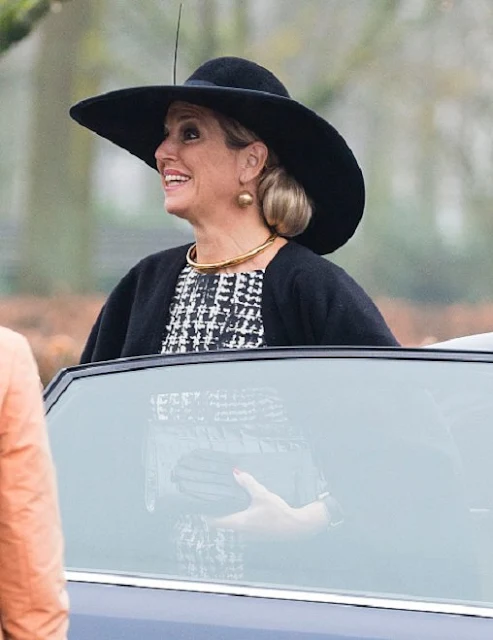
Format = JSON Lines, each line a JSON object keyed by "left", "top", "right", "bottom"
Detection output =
{"left": 158, "top": 265, "right": 266, "bottom": 580}
{"left": 153, "top": 266, "right": 322, "bottom": 581}
{"left": 161, "top": 265, "right": 265, "bottom": 353}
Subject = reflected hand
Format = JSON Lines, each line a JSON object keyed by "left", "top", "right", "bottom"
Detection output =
{"left": 209, "top": 470, "right": 330, "bottom": 539}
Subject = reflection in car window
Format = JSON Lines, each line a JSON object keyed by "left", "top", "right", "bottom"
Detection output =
{"left": 146, "top": 386, "right": 324, "bottom": 581}
{"left": 47, "top": 357, "right": 493, "bottom": 607}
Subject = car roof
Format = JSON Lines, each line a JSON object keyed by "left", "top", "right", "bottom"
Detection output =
{"left": 427, "top": 333, "right": 493, "bottom": 351}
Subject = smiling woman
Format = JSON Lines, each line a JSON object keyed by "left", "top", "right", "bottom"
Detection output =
{"left": 155, "top": 101, "right": 311, "bottom": 247}
{"left": 69, "top": 56, "right": 398, "bottom": 359}
{"left": 68, "top": 56, "right": 398, "bottom": 547}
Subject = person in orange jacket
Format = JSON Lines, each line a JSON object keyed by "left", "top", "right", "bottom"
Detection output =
{"left": 0, "top": 327, "right": 68, "bottom": 639}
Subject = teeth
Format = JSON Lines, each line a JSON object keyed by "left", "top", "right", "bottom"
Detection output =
{"left": 164, "top": 175, "right": 190, "bottom": 183}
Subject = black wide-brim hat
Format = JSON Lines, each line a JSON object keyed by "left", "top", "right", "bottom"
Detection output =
{"left": 70, "top": 56, "right": 364, "bottom": 254}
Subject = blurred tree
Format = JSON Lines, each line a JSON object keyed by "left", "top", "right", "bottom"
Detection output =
{"left": 333, "top": 0, "right": 493, "bottom": 303}
{"left": 19, "top": 0, "right": 101, "bottom": 294}
{"left": 10, "top": 0, "right": 492, "bottom": 301}
{"left": 0, "top": 0, "right": 71, "bottom": 54}
{"left": 198, "top": 0, "right": 217, "bottom": 60}
{"left": 104, "top": 0, "right": 252, "bottom": 84}
{"left": 232, "top": 0, "right": 248, "bottom": 56}
{"left": 303, "top": 0, "right": 401, "bottom": 110}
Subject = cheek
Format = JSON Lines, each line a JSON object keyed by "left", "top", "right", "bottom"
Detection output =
{"left": 191, "top": 144, "right": 240, "bottom": 198}
{"left": 209, "top": 154, "right": 240, "bottom": 189}
{"left": 206, "top": 168, "right": 237, "bottom": 198}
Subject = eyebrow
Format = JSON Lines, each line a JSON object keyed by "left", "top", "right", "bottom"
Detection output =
{"left": 167, "top": 111, "right": 204, "bottom": 124}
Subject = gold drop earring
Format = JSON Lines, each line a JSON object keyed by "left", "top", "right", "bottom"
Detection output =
{"left": 237, "top": 191, "right": 254, "bottom": 207}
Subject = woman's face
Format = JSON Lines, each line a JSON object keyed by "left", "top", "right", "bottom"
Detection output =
{"left": 154, "top": 102, "right": 246, "bottom": 223}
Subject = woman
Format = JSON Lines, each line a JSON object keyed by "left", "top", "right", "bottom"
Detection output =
{"left": 0, "top": 327, "right": 68, "bottom": 639}
{"left": 70, "top": 56, "right": 398, "bottom": 364}
{"left": 69, "top": 57, "right": 400, "bottom": 579}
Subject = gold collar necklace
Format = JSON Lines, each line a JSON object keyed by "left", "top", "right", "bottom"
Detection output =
{"left": 186, "top": 233, "right": 278, "bottom": 273}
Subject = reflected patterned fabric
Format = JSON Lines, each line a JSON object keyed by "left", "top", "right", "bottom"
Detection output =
{"left": 159, "top": 266, "right": 266, "bottom": 579}
{"left": 161, "top": 265, "right": 265, "bottom": 353}
{"left": 148, "top": 388, "right": 296, "bottom": 581}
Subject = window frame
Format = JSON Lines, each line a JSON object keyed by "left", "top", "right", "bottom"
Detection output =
{"left": 64, "top": 570, "right": 493, "bottom": 619}
{"left": 44, "top": 345, "right": 493, "bottom": 410}
{"left": 45, "top": 346, "right": 493, "bottom": 617}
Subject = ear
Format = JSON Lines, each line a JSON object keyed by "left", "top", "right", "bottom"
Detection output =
{"left": 239, "top": 141, "right": 268, "bottom": 184}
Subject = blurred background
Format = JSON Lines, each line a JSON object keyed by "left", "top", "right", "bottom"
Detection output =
{"left": 1, "top": 0, "right": 492, "bottom": 383}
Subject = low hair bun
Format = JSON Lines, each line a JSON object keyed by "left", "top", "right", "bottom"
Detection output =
{"left": 258, "top": 165, "right": 312, "bottom": 237}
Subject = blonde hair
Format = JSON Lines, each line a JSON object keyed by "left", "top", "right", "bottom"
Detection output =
{"left": 216, "top": 114, "right": 312, "bottom": 237}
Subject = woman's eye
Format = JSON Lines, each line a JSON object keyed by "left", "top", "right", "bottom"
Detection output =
{"left": 182, "top": 126, "right": 200, "bottom": 141}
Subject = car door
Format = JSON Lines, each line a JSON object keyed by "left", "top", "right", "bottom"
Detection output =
{"left": 44, "top": 348, "right": 493, "bottom": 639}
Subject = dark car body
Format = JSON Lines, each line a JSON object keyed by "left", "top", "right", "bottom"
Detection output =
{"left": 44, "top": 347, "right": 493, "bottom": 639}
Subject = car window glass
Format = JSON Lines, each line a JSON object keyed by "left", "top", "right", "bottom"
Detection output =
{"left": 47, "top": 357, "right": 493, "bottom": 607}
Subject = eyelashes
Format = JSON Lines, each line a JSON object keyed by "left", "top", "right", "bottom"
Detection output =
{"left": 162, "top": 123, "right": 201, "bottom": 143}
{"left": 182, "top": 125, "right": 200, "bottom": 141}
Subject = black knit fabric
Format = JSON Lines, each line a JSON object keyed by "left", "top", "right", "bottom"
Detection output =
{"left": 80, "top": 241, "right": 399, "bottom": 364}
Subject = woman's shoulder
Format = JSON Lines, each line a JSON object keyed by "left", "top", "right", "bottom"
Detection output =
{"left": 130, "top": 243, "right": 191, "bottom": 276}
{"left": 92, "top": 243, "right": 190, "bottom": 318}
{"left": 109, "top": 243, "right": 190, "bottom": 293}
{"left": 0, "top": 328, "right": 39, "bottom": 413}
{"left": 80, "top": 244, "right": 192, "bottom": 363}
{"left": 267, "top": 241, "right": 360, "bottom": 290}
{"left": 265, "top": 242, "right": 399, "bottom": 346}
{"left": 0, "top": 327, "right": 34, "bottom": 376}
{"left": 0, "top": 326, "right": 28, "bottom": 353}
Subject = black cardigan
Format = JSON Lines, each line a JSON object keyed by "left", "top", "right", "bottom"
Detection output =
{"left": 81, "top": 241, "right": 398, "bottom": 363}
{"left": 79, "top": 244, "right": 481, "bottom": 598}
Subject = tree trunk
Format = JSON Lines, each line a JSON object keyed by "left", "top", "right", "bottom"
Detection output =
{"left": 19, "top": 0, "right": 98, "bottom": 294}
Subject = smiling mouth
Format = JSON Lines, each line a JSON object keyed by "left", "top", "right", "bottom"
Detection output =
{"left": 163, "top": 175, "right": 191, "bottom": 188}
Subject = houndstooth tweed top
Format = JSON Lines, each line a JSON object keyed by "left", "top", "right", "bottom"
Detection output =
{"left": 161, "top": 265, "right": 265, "bottom": 353}
{"left": 159, "top": 264, "right": 267, "bottom": 581}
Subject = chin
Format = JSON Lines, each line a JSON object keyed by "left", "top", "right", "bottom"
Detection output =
{"left": 165, "top": 202, "right": 191, "bottom": 222}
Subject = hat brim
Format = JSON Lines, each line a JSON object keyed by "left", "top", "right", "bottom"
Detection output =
{"left": 70, "top": 85, "right": 364, "bottom": 254}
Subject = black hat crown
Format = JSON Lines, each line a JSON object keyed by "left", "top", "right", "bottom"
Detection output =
{"left": 186, "top": 56, "right": 290, "bottom": 98}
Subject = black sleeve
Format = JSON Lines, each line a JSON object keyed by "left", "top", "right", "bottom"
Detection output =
{"left": 80, "top": 267, "right": 138, "bottom": 364}
{"left": 321, "top": 269, "right": 399, "bottom": 346}
{"left": 294, "top": 260, "right": 399, "bottom": 347}
{"left": 79, "top": 245, "right": 190, "bottom": 363}
{"left": 80, "top": 305, "right": 104, "bottom": 363}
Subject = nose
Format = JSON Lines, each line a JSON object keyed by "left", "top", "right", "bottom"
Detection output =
{"left": 154, "top": 136, "right": 177, "bottom": 165}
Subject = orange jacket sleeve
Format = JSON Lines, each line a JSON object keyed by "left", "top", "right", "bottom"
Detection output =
{"left": 0, "top": 328, "right": 69, "bottom": 640}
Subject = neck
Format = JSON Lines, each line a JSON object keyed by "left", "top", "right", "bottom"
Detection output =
{"left": 191, "top": 218, "right": 286, "bottom": 274}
